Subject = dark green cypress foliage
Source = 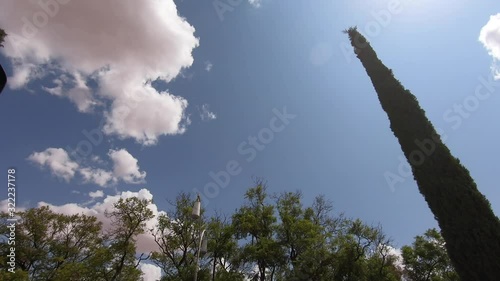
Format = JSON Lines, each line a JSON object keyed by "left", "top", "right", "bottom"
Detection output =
{"left": 344, "top": 26, "right": 500, "bottom": 281}
{"left": 0, "top": 28, "right": 6, "bottom": 47}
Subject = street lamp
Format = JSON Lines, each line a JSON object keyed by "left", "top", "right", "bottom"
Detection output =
{"left": 192, "top": 194, "right": 208, "bottom": 281}
{"left": 192, "top": 194, "right": 201, "bottom": 219}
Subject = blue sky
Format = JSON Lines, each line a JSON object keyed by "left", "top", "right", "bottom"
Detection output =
{"left": 1, "top": 1, "right": 500, "bottom": 270}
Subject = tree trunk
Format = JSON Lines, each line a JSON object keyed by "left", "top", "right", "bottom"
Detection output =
{"left": 345, "top": 27, "right": 500, "bottom": 281}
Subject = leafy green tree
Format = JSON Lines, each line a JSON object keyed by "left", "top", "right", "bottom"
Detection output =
{"left": 151, "top": 192, "right": 206, "bottom": 281}
{"left": 274, "top": 192, "right": 337, "bottom": 280}
{"left": 206, "top": 213, "right": 245, "bottom": 281}
{"left": 232, "top": 183, "right": 400, "bottom": 281}
{"left": 232, "top": 180, "right": 286, "bottom": 281}
{"left": 0, "top": 264, "right": 29, "bottom": 281}
{"left": 365, "top": 243, "right": 402, "bottom": 281}
{"left": 0, "top": 182, "right": 456, "bottom": 281}
{"left": 151, "top": 193, "right": 246, "bottom": 281}
{"left": 345, "top": 26, "right": 500, "bottom": 280}
{"left": 402, "top": 228, "right": 459, "bottom": 281}
{"left": 275, "top": 191, "right": 313, "bottom": 276}
{"left": 293, "top": 195, "right": 345, "bottom": 280}
{"left": 364, "top": 228, "right": 402, "bottom": 281}
{"left": 0, "top": 197, "right": 154, "bottom": 281}
{"left": 331, "top": 219, "right": 377, "bottom": 280}
{"left": 0, "top": 207, "right": 103, "bottom": 281}
{"left": 327, "top": 219, "right": 402, "bottom": 281}
{"left": 101, "top": 197, "right": 155, "bottom": 281}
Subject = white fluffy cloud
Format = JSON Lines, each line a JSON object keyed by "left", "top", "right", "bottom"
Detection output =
{"left": 205, "top": 61, "right": 213, "bottom": 72}
{"left": 27, "top": 148, "right": 79, "bottom": 182}
{"left": 140, "top": 263, "right": 162, "bottom": 281}
{"left": 199, "top": 104, "right": 217, "bottom": 121}
{"left": 0, "top": 0, "right": 199, "bottom": 145}
{"left": 38, "top": 188, "right": 164, "bottom": 253}
{"left": 28, "top": 147, "right": 146, "bottom": 187}
{"left": 108, "top": 149, "right": 147, "bottom": 184}
{"left": 0, "top": 199, "right": 27, "bottom": 214}
{"left": 89, "top": 190, "right": 104, "bottom": 198}
{"left": 479, "top": 13, "right": 500, "bottom": 80}
{"left": 386, "top": 246, "right": 404, "bottom": 269}
{"left": 80, "top": 167, "right": 115, "bottom": 186}
{"left": 102, "top": 90, "right": 189, "bottom": 146}
{"left": 248, "top": 0, "right": 262, "bottom": 8}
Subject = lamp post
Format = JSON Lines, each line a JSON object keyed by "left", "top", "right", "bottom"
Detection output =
{"left": 192, "top": 194, "right": 208, "bottom": 281}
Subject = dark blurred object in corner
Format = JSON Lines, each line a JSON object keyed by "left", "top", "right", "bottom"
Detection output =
{"left": 0, "top": 64, "right": 6, "bottom": 94}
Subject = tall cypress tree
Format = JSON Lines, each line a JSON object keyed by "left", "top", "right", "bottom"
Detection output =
{"left": 344, "top": 27, "right": 500, "bottom": 280}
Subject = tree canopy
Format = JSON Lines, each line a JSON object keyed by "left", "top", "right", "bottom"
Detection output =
{"left": 1, "top": 197, "right": 153, "bottom": 281}
{"left": 1, "top": 180, "right": 459, "bottom": 280}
